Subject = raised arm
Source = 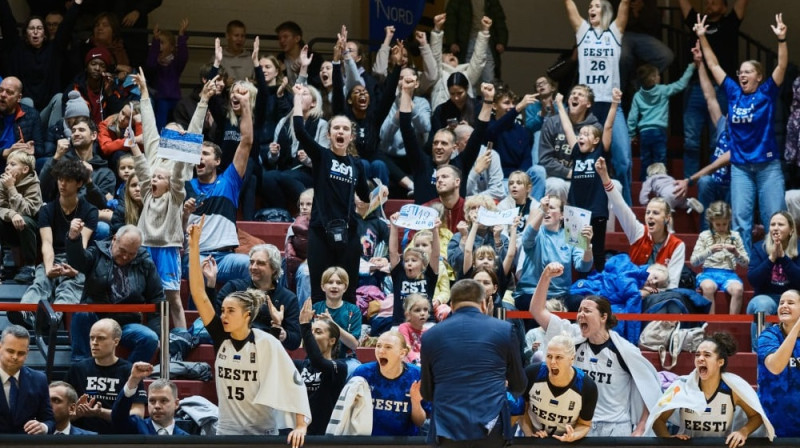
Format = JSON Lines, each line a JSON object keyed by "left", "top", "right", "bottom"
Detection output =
{"left": 695, "top": 15, "right": 727, "bottom": 85}
{"left": 765, "top": 316, "right": 800, "bottom": 374}
{"left": 462, "top": 220, "right": 479, "bottom": 274}
{"left": 692, "top": 42, "right": 722, "bottom": 124}
{"left": 733, "top": 0, "right": 750, "bottom": 20}
{"left": 389, "top": 212, "right": 401, "bottom": 269}
{"left": 563, "top": 0, "right": 583, "bottom": 32}
{"left": 678, "top": 0, "right": 693, "bottom": 19}
{"left": 529, "top": 262, "right": 565, "bottom": 330}
{"left": 602, "top": 88, "right": 621, "bottom": 151}
{"left": 502, "top": 216, "right": 520, "bottom": 275}
{"left": 555, "top": 92, "right": 577, "bottom": 149}
{"left": 188, "top": 218, "right": 215, "bottom": 325}
{"left": 771, "top": 13, "right": 788, "bottom": 86}
{"left": 615, "top": 0, "right": 631, "bottom": 32}
{"left": 231, "top": 90, "right": 253, "bottom": 178}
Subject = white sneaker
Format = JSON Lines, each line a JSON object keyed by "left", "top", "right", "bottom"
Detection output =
{"left": 687, "top": 198, "right": 704, "bottom": 214}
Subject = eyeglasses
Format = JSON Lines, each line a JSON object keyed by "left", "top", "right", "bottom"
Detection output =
{"left": 735, "top": 69, "right": 755, "bottom": 76}
{"left": 535, "top": 81, "right": 549, "bottom": 87}
{"left": 27, "top": 26, "right": 44, "bottom": 31}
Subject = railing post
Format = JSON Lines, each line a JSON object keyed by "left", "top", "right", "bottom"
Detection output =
{"left": 755, "top": 311, "right": 766, "bottom": 341}
{"left": 160, "top": 301, "right": 170, "bottom": 380}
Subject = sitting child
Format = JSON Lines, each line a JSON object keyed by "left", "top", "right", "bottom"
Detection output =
{"left": 640, "top": 163, "right": 704, "bottom": 215}
{"left": 0, "top": 150, "right": 42, "bottom": 283}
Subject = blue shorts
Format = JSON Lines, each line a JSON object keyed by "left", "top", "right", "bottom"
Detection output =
{"left": 146, "top": 246, "right": 181, "bottom": 291}
{"left": 696, "top": 267, "right": 743, "bottom": 291}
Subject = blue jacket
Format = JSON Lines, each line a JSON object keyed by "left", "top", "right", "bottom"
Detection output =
{"left": 0, "top": 366, "right": 55, "bottom": 434}
{"left": 111, "top": 388, "right": 188, "bottom": 435}
{"left": 420, "top": 306, "right": 526, "bottom": 443}
{"left": 748, "top": 240, "right": 800, "bottom": 297}
{"left": 67, "top": 425, "right": 97, "bottom": 435}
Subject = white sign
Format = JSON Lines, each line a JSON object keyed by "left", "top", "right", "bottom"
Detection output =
{"left": 564, "top": 205, "right": 592, "bottom": 250}
{"left": 158, "top": 129, "right": 203, "bottom": 164}
{"left": 477, "top": 207, "right": 518, "bottom": 226}
{"left": 394, "top": 204, "right": 438, "bottom": 230}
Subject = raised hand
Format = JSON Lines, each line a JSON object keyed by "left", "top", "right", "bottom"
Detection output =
{"left": 201, "top": 255, "right": 217, "bottom": 285}
{"left": 481, "top": 16, "right": 493, "bottom": 32}
{"left": 543, "top": 262, "right": 565, "bottom": 279}
{"left": 693, "top": 14, "right": 708, "bottom": 37}
{"left": 299, "top": 299, "right": 315, "bottom": 324}
{"left": 595, "top": 157, "right": 611, "bottom": 184}
{"left": 691, "top": 41, "right": 703, "bottom": 63}
{"left": 611, "top": 87, "right": 622, "bottom": 103}
{"left": 434, "top": 13, "right": 446, "bottom": 31}
{"left": 415, "top": 30, "right": 428, "bottom": 47}
{"left": 251, "top": 36, "right": 260, "bottom": 65}
{"left": 771, "top": 13, "right": 787, "bottom": 39}
{"left": 299, "top": 45, "right": 313, "bottom": 68}
{"left": 200, "top": 75, "right": 221, "bottom": 101}
{"left": 383, "top": 25, "right": 395, "bottom": 45}
{"left": 178, "top": 18, "right": 189, "bottom": 36}
{"left": 214, "top": 37, "right": 223, "bottom": 66}
{"left": 481, "top": 82, "right": 495, "bottom": 102}
{"left": 390, "top": 40, "right": 405, "bottom": 67}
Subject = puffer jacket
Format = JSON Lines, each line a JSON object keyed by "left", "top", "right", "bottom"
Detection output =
{"left": 0, "top": 171, "right": 42, "bottom": 221}
{"left": 66, "top": 237, "right": 164, "bottom": 328}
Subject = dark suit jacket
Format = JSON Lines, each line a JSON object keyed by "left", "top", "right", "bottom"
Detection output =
{"left": 0, "top": 367, "right": 55, "bottom": 434}
{"left": 111, "top": 388, "right": 188, "bottom": 435}
{"left": 420, "top": 306, "right": 525, "bottom": 442}
{"left": 68, "top": 425, "right": 97, "bottom": 435}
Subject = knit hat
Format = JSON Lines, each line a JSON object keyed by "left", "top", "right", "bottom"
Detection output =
{"left": 64, "top": 91, "right": 90, "bottom": 119}
{"left": 84, "top": 46, "right": 113, "bottom": 67}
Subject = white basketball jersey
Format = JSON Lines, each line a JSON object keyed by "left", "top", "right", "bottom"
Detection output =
{"left": 679, "top": 380, "right": 735, "bottom": 437}
{"left": 574, "top": 340, "right": 631, "bottom": 424}
{"left": 576, "top": 21, "right": 622, "bottom": 103}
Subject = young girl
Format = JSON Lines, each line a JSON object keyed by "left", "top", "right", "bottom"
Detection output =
{"left": 107, "top": 153, "right": 135, "bottom": 209}
{"left": 389, "top": 213, "right": 441, "bottom": 324}
{"left": 146, "top": 19, "right": 190, "bottom": 131}
{"left": 311, "top": 267, "right": 362, "bottom": 366}
{"left": 397, "top": 294, "right": 429, "bottom": 365}
{"left": 449, "top": 194, "right": 509, "bottom": 279}
{"left": 129, "top": 69, "right": 187, "bottom": 329}
{"left": 690, "top": 201, "right": 749, "bottom": 314}
{"left": 109, "top": 173, "right": 141, "bottom": 235}
{"left": 294, "top": 299, "right": 348, "bottom": 435}
{"left": 410, "top": 229, "right": 451, "bottom": 321}
{"left": 498, "top": 170, "right": 533, "bottom": 239}
{"left": 463, "top": 213, "right": 520, "bottom": 298}
{"left": 286, "top": 188, "right": 313, "bottom": 301}
{"left": 187, "top": 218, "right": 310, "bottom": 441}
{"left": 556, "top": 87, "right": 620, "bottom": 272}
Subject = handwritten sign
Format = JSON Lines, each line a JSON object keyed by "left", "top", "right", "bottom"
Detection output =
{"left": 393, "top": 204, "right": 438, "bottom": 230}
{"left": 477, "top": 207, "right": 518, "bottom": 226}
{"left": 158, "top": 129, "right": 203, "bottom": 164}
{"left": 564, "top": 205, "right": 592, "bottom": 250}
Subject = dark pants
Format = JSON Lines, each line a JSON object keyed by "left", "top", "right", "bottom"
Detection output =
{"left": 437, "top": 422, "right": 505, "bottom": 448}
{"left": 0, "top": 217, "right": 38, "bottom": 265}
{"left": 260, "top": 168, "right": 313, "bottom": 214}
{"left": 308, "top": 225, "right": 361, "bottom": 304}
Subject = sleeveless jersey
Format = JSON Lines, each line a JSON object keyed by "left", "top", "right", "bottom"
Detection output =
{"left": 574, "top": 339, "right": 632, "bottom": 424}
{"left": 525, "top": 363, "right": 598, "bottom": 436}
{"left": 208, "top": 316, "right": 278, "bottom": 435}
{"left": 679, "top": 380, "right": 735, "bottom": 437}
{"left": 576, "top": 21, "right": 622, "bottom": 103}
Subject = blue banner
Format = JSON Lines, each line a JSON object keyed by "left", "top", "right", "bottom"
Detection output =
{"left": 369, "top": 0, "right": 426, "bottom": 50}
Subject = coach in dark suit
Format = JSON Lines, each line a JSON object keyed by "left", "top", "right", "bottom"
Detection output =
{"left": 420, "top": 279, "right": 526, "bottom": 447}
{"left": 49, "top": 381, "right": 96, "bottom": 435}
{"left": 111, "top": 362, "right": 188, "bottom": 435}
{"left": 0, "top": 325, "right": 55, "bottom": 434}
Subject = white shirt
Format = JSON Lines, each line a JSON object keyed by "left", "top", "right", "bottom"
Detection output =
{"left": 0, "top": 368, "right": 20, "bottom": 408}
{"left": 54, "top": 423, "right": 72, "bottom": 435}
{"left": 153, "top": 422, "right": 176, "bottom": 435}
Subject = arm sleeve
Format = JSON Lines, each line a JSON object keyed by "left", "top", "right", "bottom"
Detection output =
{"left": 690, "top": 232, "right": 713, "bottom": 267}
{"left": 466, "top": 32, "right": 490, "bottom": 86}
{"left": 65, "top": 235, "right": 95, "bottom": 273}
{"left": 292, "top": 116, "right": 325, "bottom": 166}
{"left": 110, "top": 389, "right": 137, "bottom": 434}
{"left": 747, "top": 244, "right": 771, "bottom": 291}
{"left": 301, "top": 323, "right": 343, "bottom": 375}
{"left": 372, "top": 43, "right": 390, "bottom": 77}
{"left": 343, "top": 58, "right": 364, "bottom": 93}
{"left": 280, "top": 294, "right": 302, "bottom": 350}
{"left": 139, "top": 98, "right": 161, "bottom": 167}
{"left": 578, "top": 376, "right": 598, "bottom": 421}
{"left": 663, "top": 64, "right": 696, "bottom": 96}
{"left": 417, "top": 44, "right": 438, "bottom": 94}
{"left": 639, "top": 178, "right": 652, "bottom": 205}
{"left": 627, "top": 95, "right": 640, "bottom": 137}
{"left": 331, "top": 62, "right": 346, "bottom": 116}
{"left": 145, "top": 36, "right": 160, "bottom": 69}
{"left": 606, "top": 182, "right": 645, "bottom": 244}
{"left": 524, "top": 103, "right": 544, "bottom": 133}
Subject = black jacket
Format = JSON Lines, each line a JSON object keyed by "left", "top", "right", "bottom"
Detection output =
{"left": 66, "top": 237, "right": 164, "bottom": 329}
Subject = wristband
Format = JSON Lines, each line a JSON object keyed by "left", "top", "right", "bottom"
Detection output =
{"left": 687, "top": 177, "right": 696, "bottom": 187}
{"left": 778, "top": 38, "right": 787, "bottom": 43}
{"left": 483, "top": 100, "right": 494, "bottom": 105}
{"left": 603, "top": 180, "right": 614, "bottom": 192}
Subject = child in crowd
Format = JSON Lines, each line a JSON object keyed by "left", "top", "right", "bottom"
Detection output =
{"left": 498, "top": 170, "right": 533, "bottom": 241}
{"left": 627, "top": 62, "right": 696, "bottom": 179}
{"left": 690, "top": 201, "right": 749, "bottom": 314}
{"left": 107, "top": 153, "right": 134, "bottom": 210}
{"left": 97, "top": 100, "right": 142, "bottom": 169}
{"left": 312, "top": 267, "right": 362, "bottom": 372}
{"left": 641, "top": 162, "right": 704, "bottom": 215}
{"left": 410, "top": 229, "right": 451, "bottom": 321}
{"left": 389, "top": 213, "right": 441, "bottom": 324}
{"left": 146, "top": 19, "right": 190, "bottom": 131}
{"left": 286, "top": 188, "right": 313, "bottom": 302}
{"left": 397, "top": 293, "right": 429, "bottom": 365}
{"left": 463, "top": 214, "right": 520, "bottom": 299}
{"left": 129, "top": 69, "right": 188, "bottom": 329}
{"left": 555, "top": 88, "right": 619, "bottom": 271}
{"left": 0, "top": 150, "right": 42, "bottom": 284}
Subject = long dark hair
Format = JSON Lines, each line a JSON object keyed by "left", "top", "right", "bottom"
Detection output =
{"left": 584, "top": 295, "right": 617, "bottom": 330}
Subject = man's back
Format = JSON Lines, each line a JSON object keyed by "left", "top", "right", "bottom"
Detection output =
{"left": 420, "top": 307, "right": 525, "bottom": 442}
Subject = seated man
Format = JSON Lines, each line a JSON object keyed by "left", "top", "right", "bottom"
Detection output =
{"left": 11, "top": 158, "right": 96, "bottom": 329}
{"left": 49, "top": 381, "right": 97, "bottom": 435}
{"left": 203, "top": 244, "right": 301, "bottom": 350}
{"left": 0, "top": 77, "right": 43, "bottom": 173}
{"left": 112, "top": 361, "right": 188, "bottom": 435}
{"left": 66, "top": 319, "right": 145, "bottom": 434}
{"left": 0, "top": 325, "right": 54, "bottom": 434}
{"left": 67, "top": 225, "right": 165, "bottom": 364}
{"left": 0, "top": 150, "right": 42, "bottom": 284}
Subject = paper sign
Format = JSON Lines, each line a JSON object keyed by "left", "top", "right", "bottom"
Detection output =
{"left": 158, "top": 129, "right": 203, "bottom": 164}
{"left": 365, "top": 184, "right": 388, "bottom": 217}
{"left": 394, "top": 204, "right": 438, "bottom": 230}
{"left": 477, "top": 207, "right": 518, "bottom": 226}
{"left": 564, "top": 205, "right": 592, "bottom": 250}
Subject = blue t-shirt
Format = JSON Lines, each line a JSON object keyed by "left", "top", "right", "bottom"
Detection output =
{"left": 722, "top": 76, "right": 780, "bottom": 165}
{"left": 186, "top": 164, "right": 243, "bottom": 252}
{"left": 311, "top": 300, "right": 361, "bottom": 358}
{"left": 710, "top": 117, "right": 731, "bottom": 185}
{"left": 350, "top": 362, "right": 429, "bottom": 436}
{"left": 757, "top": 324, "right": 800, "bottom": 437}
